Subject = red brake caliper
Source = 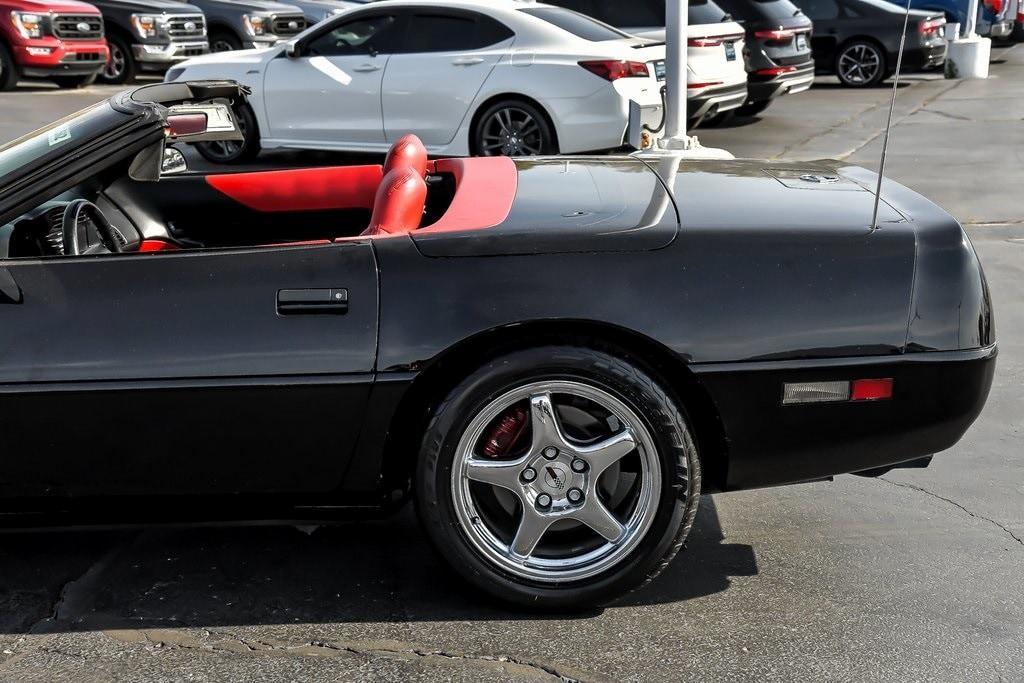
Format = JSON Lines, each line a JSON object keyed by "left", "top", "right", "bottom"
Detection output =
{"left": 482, "top": 405, "right": 529, "bottom": 458}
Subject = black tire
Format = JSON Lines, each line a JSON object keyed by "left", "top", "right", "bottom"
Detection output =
{"left": 416, "top": 345, "right": 702, "bottom": 610}
{"left": 210, "top": 31, "right": 243, "bottom": 52}
{"left": 0, "top": 42, "right": 19, "bottom": 91}
{"left": 735, "top": 99, "right": 771, "bottom": 117}
{"left": 52, "top": 73, "right": 97, "bottom": 89}
{"left": 99, "top": 34, "right": 135, "bottom": 85}
{"left": 835, "top": 40, "right": 887, "bottom": 87}
{"left": 472, "top": 98, "right": 557, "bottom": 157}
{"left": 194, "top": 103, "right": 261, "bottom": 164}
{"left": 701, "top": 110, "right": 736, "bottom": 127}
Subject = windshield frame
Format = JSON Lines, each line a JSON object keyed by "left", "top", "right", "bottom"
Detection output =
{"left": 0, "top": 97, "right": 160, "bottom": 228}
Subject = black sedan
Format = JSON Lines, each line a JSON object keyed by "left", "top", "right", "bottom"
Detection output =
{"left": 791, "top": 0, "right": 947, "bottom": 86}
{"left": 0, "top": 82, "right": 994, "bottom": 609}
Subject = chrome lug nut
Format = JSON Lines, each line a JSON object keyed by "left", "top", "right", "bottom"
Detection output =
{"left": 571, "top": 459, "right": 587, "bottom": 473}
{"left": 542, "top": 447, "right": 559, "bottom": 460}
{"left": 536, "top": 493, "right": 553, "bottom": 510}
{"left": 567, "top": 488, "right": 584, "bottom": 505}
{"left": 521, "top": 467, "right": 537, "bottom": 483}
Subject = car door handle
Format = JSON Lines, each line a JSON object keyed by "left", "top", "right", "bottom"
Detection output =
{"left": 277, "top": 288, "right": 348, "bottom": 315}
{"left": 452, "top": 57, "right": 485, "bottom": 66}
{"left": 0, "top": 267, "right": 21, "bottom": 304}
{"left": 352, "top": 63, "right": 382, "bottom": 72}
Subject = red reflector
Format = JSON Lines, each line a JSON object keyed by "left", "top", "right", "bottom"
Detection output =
{"left": 754, "top": 29, "right": 796, "bottom": 40}
{"left": 165, "top": 113, "right": 208, "bottom": 137}
{"left": 851, "top": 378, "right": 894, "bottom": 401}
{"left": 755, "top": 65, "right": 798, "bottom": 76}
{"left": 579, "top": 60, "right": 649, "bottom": 81}
{"left": 687, "top": 81, "right": 724, "bottom": 89}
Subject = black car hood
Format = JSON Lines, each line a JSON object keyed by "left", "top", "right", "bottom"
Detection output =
{"left": 413, "top": 155, "right": 958, "bottom": 258}
{"left": 665, "top": 158, "right": 908, "bottom": 231}
{"left": 194, "top": 0, "right": 303, "bottom": 13}
{"left": 95, "top": 0, "right": 204, "bottom": 13}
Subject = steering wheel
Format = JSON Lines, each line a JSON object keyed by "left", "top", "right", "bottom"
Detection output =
{"left": 61, "top": 199, "right": 123, "bottom": 256}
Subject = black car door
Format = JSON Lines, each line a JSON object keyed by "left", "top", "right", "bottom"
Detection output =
{"left": 0, "top": 241, "right": 378, "bottom": 499}
{"left": 793, "top": 0, "right": 842, "bottom": 63}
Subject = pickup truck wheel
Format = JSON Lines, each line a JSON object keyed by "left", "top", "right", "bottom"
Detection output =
{"left": 52, "top": 74, "right": 97, "bottom": 89}
{"left": 416, "top": 346, "right": 702, "bottom": 609}
{"left": 100, "top": 35, "right": 135, "bottom": 84}
{"left": 195, "top": 103, "right": 260, "bottom": 164}
{"left": 210, "top": 32, "right": 242, "bottom": 52}
{"left": 0, "top": 43, "right": 19, "bottom": 91}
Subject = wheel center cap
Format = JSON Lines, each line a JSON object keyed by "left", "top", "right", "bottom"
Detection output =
{"left": 541, "top": 462, "right": 570, "bottom": 493}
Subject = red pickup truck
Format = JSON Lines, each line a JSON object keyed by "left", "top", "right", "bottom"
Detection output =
{"left": 0, "top": 0, "right": 109, "bottom": 90}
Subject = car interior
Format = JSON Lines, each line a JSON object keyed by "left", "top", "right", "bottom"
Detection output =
{"left": 0, "top": 134, "right": 518, "bottom": 260}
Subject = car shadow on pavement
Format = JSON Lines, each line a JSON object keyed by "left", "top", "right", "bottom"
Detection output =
{"left": 0, "top": 496, "right": 756, "bottom": 633}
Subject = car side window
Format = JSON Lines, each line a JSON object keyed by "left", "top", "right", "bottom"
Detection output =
{"left": 305, "top": 14, "right": 401, "bottom": 57}
{"left": 795, "top": 0, "right": 840, "bottom": 20}
{"left": 401, "top": 12, "right": 514, "bottom": 52}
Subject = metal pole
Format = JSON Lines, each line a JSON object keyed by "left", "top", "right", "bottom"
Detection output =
{"left": 964, "top": 0, "right": 979, "bottom": 36}
{"left": 663, "top": 0, "right": 688, "bottom": 141}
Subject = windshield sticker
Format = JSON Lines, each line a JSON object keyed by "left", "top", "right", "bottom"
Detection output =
{"left": 47, "top": 125, "right": 72, "bottom": 147}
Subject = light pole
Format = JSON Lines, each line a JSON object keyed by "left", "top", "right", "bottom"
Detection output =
{"left": 661, "top": 0, "right": 688, "bottom": 144}
{"left": 653, "top": 0, "right": 733, "bottom": 158}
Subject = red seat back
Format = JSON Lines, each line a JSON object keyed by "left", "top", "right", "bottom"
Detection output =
{"left": 384, "top": 134, "right": 428, "bottom": 177}
{"left": 362, "top": 167, "right": 428, "bottom": 237}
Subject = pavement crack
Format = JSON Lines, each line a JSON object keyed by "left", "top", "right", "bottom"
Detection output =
{"left": 879, "top": 477, "right": 1024, "bottom": 548}
{"left": 769, "top": 97, "right": 889, "bottom": 160}
{"left": 835, "top": 78, "right": 964, "bottom": 160}
{"left": 103, "top": 629, "right": 595, "bottom": 681}
{"left": 964, "top": 219, "right": 1024, "bottom": 226}
{"left": 922, "top": 107, "right": 974, "bottom": 122}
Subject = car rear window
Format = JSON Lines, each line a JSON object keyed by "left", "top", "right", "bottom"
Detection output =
{"left": 715, "top": 0, "right": 805, "bottom": 23}
{"left": 519, "top": 7, "right": 631, "bottom": 41}
{"left": 690, "top": 0, "right": 731, "bottom": 24}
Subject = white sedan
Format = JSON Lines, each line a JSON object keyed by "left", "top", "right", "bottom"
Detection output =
{"left": 166, "top": 0, "right": 669, "bottom": 163}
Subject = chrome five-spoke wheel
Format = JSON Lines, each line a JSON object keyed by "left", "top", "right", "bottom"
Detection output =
{"left": 417, "top": 346, "right": 700, "bottom": 609}
{"left": 453, "top": 381, "right": 661, "bottom": 582}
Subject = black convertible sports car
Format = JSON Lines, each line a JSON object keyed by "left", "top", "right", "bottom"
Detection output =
{"left": 0, "top": 82, "right": 994, "bottom": 608}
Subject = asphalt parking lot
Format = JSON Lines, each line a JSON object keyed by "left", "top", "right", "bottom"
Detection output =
{"left": 0, "top": 48, "right": 1022, "bottom": 682}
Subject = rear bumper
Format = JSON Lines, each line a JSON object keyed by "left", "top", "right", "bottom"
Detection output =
{"left": 747, "top": 63, "right": 816, "bottom": 104}
{"left": 901, "top": 44, "right": 948, "bottom": 71}
{"left": 984, "top": 19, "right": 1014, "bottom": 37}
{"left": 689, "top": 81, "right": 748, "bottom": 118}
{"left": 133, "top": 41, "right": 209, "bottom": 67}
{"left": 693, "top": 346, "right": 996, "bottom": 492}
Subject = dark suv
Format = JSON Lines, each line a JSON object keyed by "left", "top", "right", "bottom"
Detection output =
{"left": 714, "top": 0, "right": 815, "bottom": 116}
{"left": 185, "top": 0, "right": 307, "bottom": 52}
{"left": 91, "top": 0, "right": 208, "bottom": 84}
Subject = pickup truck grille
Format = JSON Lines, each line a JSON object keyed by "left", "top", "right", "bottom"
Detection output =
{"left": 271, "top": 15, "right": 306, "bottom": 36}
{"left": 52, "top": 14, "right": 104, "bottom": 40}
{"left": 166, "top": 14, "right": 206, "bottom": 39}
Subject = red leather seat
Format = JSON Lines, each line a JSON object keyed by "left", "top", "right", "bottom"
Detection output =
{"left": 384, "top": 133, "right": 428, "bottom": 177}
{"left": 361, "top": 166, "right": 428, "bottom": 237}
